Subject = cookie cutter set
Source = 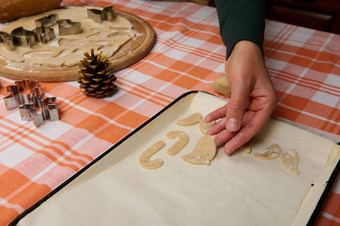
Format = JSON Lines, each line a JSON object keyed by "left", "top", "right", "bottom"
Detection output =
{"left": 1, "top": 79, "right": 60, "bottom": 127}
{"left": 0, "top": 6, "right": 116, "bottom": 50}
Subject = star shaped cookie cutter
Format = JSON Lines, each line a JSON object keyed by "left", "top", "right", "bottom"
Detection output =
{"left": 4, "top": 79, "right": 60, "bottom": 127}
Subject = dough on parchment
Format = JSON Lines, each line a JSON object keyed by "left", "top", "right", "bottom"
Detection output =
{"left": 176, "top": 113, "right": 202, "bottom": 126}
{"left": 199, "top": 119, "right": 215, "bottom": 134}
{"left": 138, "top": 141, "right": 165, "bottom": 169}
{"left": 280, "top": 150, "right": 300, "bottom": 175}
{"left": 253, "top": 143, "right": 300, "bottom": 175}
{"left": 181, "top": 135, "right": 217, "bottom": 165}
{"left": 253, "top": 143, "right": 282, "bottom": 160}
{"left": 240, "top": 136, "right": 256, "bottom": 154}
{"left": 166, "top": 131, "right": 189, "bottom": 156}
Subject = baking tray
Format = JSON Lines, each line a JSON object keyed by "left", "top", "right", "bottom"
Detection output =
{"left": 12, "top": 91, "right": 340, "bottom": 226}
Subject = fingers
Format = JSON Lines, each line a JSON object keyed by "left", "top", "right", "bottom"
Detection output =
{"left": 224, "top": 106, "right": 273, "bottom": 155}
{"left": 206, "top": 117, "right": 226, "bottom": 136}
{"left": 215, "top": 130, "right": 236, "bottom": 147}
{"left": 204, "top": 104, "right": 227, "bottom": 123}
{"left": 225, "top": 80, "right": 251, "bottom": 132}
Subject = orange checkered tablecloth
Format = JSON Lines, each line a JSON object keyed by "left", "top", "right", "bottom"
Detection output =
{"left": 0, "top": 0, "right": 339, "bottom": 225}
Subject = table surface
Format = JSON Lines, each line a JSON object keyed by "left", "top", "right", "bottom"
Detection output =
{"left": 0, "top": 0, "right": 339, "bottom": 225}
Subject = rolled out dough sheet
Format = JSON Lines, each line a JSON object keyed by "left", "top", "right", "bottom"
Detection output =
{"left": 17, "top": 92, "right": 339, "bottom": 226}
{"left": 0, "top": 6, "right": 134, "bottom": 66}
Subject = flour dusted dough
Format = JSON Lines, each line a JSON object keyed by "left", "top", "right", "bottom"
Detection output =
{"left": 280, "top": 150, "right": 300, "bottom": 175}
{"left": 199, "top": 119, "right": 215, "bottom": 134}
{"left": 254, "top": 143, "right": 282, "bottom": 160}
{"left": 176, "top": 113, "right": 202, "bottom": 126}
{"left": 181, "top": 135, "right": 216, "bottom": 165}
{"left": 0, "top": 7, "right": 134, "bottom": 66}
{"left": 138, "top": 141, "right": 165, "bottom": 169}
{"left": 166, "top": 131, "right": 189, "bottom": 156}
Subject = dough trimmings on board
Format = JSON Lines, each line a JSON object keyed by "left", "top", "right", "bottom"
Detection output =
{"left": 0, "top": 7, "right": 134, "bottom": 67}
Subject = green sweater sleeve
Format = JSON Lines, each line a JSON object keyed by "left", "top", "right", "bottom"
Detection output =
{"left": 215, "top": 0, "right": 265, "bottom": 59}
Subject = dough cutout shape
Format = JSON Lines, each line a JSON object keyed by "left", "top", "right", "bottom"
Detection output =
{"left": 199, "top": 119, "right": 215, "bottom": 134}
{"left": 280, "top": 150, "right": 300, "bottom": 175}
{"left": 181, "top": 135, "right": 216, "bottom": 165}
{"left": 166, "top": 131, "right": 189, "bottom": 156}
{"left": 240, "top": 136, "right": 256, "bottom": 154}
{"left": 176, "top": 113, "right": 202, "bottom": 126}
{"left": 253, "top": 143, "right": 282, "bottom": 160}
{"left": 139, "top": 140, "right": 165, "bottom": 169}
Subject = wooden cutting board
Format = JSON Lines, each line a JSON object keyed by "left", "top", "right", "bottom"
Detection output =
{"left": 0, "top": 8, "right": 156, "bottom": 82}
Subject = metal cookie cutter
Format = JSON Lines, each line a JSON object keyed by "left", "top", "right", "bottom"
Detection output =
{"left": 42, "top": 97, "right": 59, "bottom": 121}
{"left": 87, "top": 6, "right": 116, "bottom": 23}
{"left": 33, "top": 26, "right": 56, "bottom": 44}
{"left": 11, "top": 27, "right": 38, "bottom": 47}
{"left": 35, "top": 14, "right": 59, "bottom": 27}
{"left": 3, "top": 80, "right": 60, "bottom": 127}
{"left": 31, "top": 96, "right": 60, "bottom": 127}
{"left": 0, "top": 31, "right": 15, "bottom": 50}
{"left": 4, "top": 80, "right": 42, "bottom": 110}
{"left": 58, "top": 19, "right": 82, "bottom": 35}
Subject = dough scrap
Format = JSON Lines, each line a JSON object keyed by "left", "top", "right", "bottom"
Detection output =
{"left": 176, "top": 113, "right": 202, "bottom": 126}
{"left": 181, "top": 135, "right": 216, "bottom": 165}
{"left": 0, "top": 7, "right": 134, "bottom": 66}
{"left": 139, "top": 141, "right": 165, "bottom": 169}
{"left": 199, "top": 119, "right": 215, "bottom": 134}
{"left": 240, "top": 136, "right": 256, "bottom": 154}
{"left": 213, "top": 76, "right": 231, "bottom": 97}
{"left": 253, "top": 143, "right": 282, "bottom": 160}
{"left": 280, "top": 150, "right": 300, "bottom": 175}
{"left": 166, "top": 131, "right": 189, "bottom": 156}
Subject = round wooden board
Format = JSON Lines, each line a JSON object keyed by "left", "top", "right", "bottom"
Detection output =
{"left": 0, "top": 8, "right": 156, "bottom": 82}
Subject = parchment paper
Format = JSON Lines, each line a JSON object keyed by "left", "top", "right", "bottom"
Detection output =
{"left": 17, "top": 92, "right": 339, "bottom": 226}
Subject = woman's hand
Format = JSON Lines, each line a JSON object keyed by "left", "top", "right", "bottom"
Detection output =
{"left": 205, "top": 40, "right": 278, "bottom": 155}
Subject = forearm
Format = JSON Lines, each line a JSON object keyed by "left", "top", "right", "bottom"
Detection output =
{"left": 215, "top": 0, "right": 265, "bottom": 58}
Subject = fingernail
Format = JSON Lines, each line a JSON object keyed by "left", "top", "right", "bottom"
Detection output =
{"left": 227, "top": 117, "right": 239, "bottom": 131}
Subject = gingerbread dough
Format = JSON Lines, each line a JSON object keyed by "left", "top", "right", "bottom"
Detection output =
{"left": 166, "top": 131, "right": 189, "bottom": 156}
{"left": 280, "top": 150, "right": 300, "bottom": 175}
{"left": 181, "top": 135, "right": 216, "bottom": 165}
{"left": 254, "top": 143, "right": 282, "bottom": 160}
{"left": 240, "top": 136, "right": 256, "bottom": 154}
{"left": 199, "top": 119, "right": 215, "bottom": 134}
{"left": 138, "top": 141, "right": 165, "bottom": 169}
{"left": 0, "top": 7, "right": 134, "bottom": 66}
{"left": 176, "top": 113, "right": 202, "bottom": 126}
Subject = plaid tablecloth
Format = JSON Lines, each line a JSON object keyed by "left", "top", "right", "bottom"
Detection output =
{"left": 0, "top": 0, "right": 339, "bottom": 225}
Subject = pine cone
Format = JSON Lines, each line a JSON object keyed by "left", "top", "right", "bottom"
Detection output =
{"left": 78, "top": 49, "right": 117, "bottom": 97}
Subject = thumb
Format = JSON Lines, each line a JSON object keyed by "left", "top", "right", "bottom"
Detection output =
{"left": 225, "top": 81, "right": 250, "bottom": 132}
